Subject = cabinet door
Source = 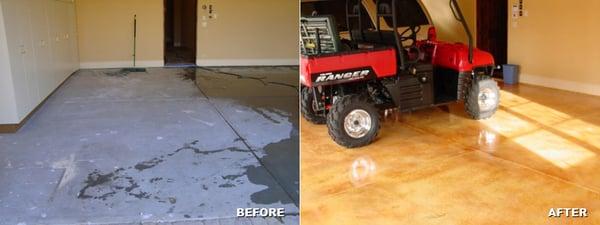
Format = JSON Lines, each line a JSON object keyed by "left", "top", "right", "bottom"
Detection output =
{"left": 1, "top": 0, "right": 38, "bottom": 118}
{"left": 29, "top": 0, "right": 54, "bottom": 100}
{"left": 48, "top": 0, "right": 66, "bottom": 85}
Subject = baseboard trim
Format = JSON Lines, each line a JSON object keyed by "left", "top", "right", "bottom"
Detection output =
{"left": 81, "top": 59, "right": 299, "bottom": 68}
{"left": 196, "top": 59, "right": 298, "bottom": 67}
{"left": 0, "top": 70, "right": 78, "bottom": 133}
{"left": 80, "top": 60, "right": 164, "bottom": 69}
{"left": 0, "top": 124, "right": 19, "bottom": 133}
{"left": 520, "top": 74, "right": 600, "bottom": 97}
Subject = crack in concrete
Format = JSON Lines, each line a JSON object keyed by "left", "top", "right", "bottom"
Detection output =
{"left": 196, "top": 67, "right": 299, "bottom": 91}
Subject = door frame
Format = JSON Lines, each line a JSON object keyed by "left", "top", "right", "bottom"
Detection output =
{"left": 163, "top": 0, "right": 198, "bottom": 66}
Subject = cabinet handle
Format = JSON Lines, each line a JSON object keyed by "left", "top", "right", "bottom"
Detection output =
{"left": 19, "top": 45, "right": 26, "bottom": 54}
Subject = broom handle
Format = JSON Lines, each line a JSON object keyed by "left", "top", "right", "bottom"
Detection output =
{"left": 133, "top": 15, "right": 137, "bottom": 67}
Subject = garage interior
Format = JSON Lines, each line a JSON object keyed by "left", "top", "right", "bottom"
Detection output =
{"left": 300, "top": 0, "right": 600, "bottom": 224}
{"left": 0, "top": 0, "right": 298, "bottom": 225}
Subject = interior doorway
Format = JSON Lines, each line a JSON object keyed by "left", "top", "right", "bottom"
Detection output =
{"left": 477, "top": 0, "right": 507, "bottom": 77}
{"left": 164, "top": 0, "right": 197, "bottom": 66}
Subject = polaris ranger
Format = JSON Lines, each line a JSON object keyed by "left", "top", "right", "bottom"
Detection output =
{"left": 300, "top": 0, "right": 500, "bottom": 148}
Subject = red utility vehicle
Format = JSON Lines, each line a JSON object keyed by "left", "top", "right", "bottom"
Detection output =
{"left": 301, "top": 0, "right": 500, "bottom": 148}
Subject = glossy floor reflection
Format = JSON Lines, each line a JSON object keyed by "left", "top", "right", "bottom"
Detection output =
{"left": 301, "top": 83, "right": 600, "bottom": 225}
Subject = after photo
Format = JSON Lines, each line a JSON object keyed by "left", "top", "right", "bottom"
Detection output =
{"left": 300, "top": 0, "right": 600, "bottom": 224}
{"left": 0, "top": 0, "right": 298, "bottom": 224}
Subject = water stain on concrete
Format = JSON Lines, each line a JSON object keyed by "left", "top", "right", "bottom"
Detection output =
{"left": 149, "top": 177, "right": 163, "bottom": 183}
{"left": 252, "top": 108, "right": 282, "bottom": 124}
{"left": 244, "top": 136, "right": 299, "bottom": 205}
{"left": 218, "top": 183, "right": 236, "bottom": 188}
{"left": 178, "top": 68, "right": 197, "bottom": 81}
{"left": 134, "top": 158, "right": 164, "bottom": 171}
{"left": 222, "top": 174, "right": 245, "bottom": 181}
{"left": 77, "top": 140, "right": 249, "bottom": 202}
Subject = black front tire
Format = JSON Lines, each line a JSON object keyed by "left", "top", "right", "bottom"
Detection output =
{"left": 301, "top": 87, "right": 326, "bottom": 124}
{"left": 465, "top": 78, "right": 500, "bottom": 120}
{"left": 327, "top": 95, "right": 380, "bottom": 148}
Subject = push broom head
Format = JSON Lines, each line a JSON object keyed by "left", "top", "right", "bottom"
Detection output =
{"left": 120, "top": 67, "right": 147, "bottom": 73}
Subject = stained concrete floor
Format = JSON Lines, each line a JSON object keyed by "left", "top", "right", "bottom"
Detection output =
{"left": 0, "top": 67, "right": 298, "bottom": 225}
{"left": 301, "top": 83, "right": 600, "bottom": 225}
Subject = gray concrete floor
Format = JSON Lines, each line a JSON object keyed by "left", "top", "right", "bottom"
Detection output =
{"left": 0, "top": 67, "right": 299, "bottom": 225}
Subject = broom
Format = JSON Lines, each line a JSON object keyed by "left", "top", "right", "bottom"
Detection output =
{"left": 121, "top": 14, "right": 147, "bottom": 73}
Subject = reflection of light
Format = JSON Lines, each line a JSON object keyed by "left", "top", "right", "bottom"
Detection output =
{"left": 478, "top": 130, "right": 497, "bottom": 147}
{"left": 555, "top": 118, "right": 600, "bottom": 149}
{"left": 479, "top": 90, "right": 598, "bottom": 169}
{"left": 349, "top": 156, "right": 377, "bottom": 187}
{"left": 510, "top": 101, "right": 571, "bottom": 126}
{"left": 481, "top": 110, "right": 537, "bottom": 138}
{"left": 514, "top": 130, "right": 595, "bottom": 169}
{"left": 496, "top": 91, "right": 530, "bottom": 107}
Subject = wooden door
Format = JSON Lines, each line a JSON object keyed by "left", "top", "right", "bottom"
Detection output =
{"left": 477, "top": 0, "right": 508, "bottom": 68}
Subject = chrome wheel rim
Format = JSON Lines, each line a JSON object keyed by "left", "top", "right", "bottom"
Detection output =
{"left": 478, "top": 88, "right": 498, "bottom": 111}
{"left": 344, "top": 109, "right": 372, "bottom": 139}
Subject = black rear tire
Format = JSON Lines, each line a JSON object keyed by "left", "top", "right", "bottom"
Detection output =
{"left": 301, "top": 87, "right": 326, "bottom": 124}
{"left": 465, "top": 78, "right": 500, "bottom": 120}
{"left": 327, "top": 95, "right": 380, "bottom": 148}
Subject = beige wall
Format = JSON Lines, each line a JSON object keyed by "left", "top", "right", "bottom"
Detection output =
{"left": 76, "top": 0, "right": 299, "bottom": 67}
{"left": 196, "top": 0, "right": 298, "bottom": 66}
{"left": 76, "top": 0, "right": 164, "bottom": 68}
{"left": 507, "top": 0, "right": 600, "bottom": 96}
{"left": 421, "top": 0, "right": 476, "bottom": 44}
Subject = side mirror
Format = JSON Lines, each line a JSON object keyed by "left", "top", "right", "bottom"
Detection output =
{"left": 428, "top": 27, "right": 437, "bottom": 41}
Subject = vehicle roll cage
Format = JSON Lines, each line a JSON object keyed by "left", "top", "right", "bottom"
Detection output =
{"left": 345, "top": 0, "right": 473, "bottom": 65}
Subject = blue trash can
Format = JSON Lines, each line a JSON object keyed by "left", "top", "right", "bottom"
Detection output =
{"left": 503, "top": 64, "right": 519, "bottom": 85}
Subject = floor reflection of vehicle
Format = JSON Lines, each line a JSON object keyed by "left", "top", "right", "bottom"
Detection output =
{"left": 478, "top": 130, "right": 498, "bottom": 149}
{"left": 350, "top": 156, "right": 377, "bottom": 187}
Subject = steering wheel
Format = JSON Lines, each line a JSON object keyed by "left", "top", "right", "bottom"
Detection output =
{"left": 398, "top": 25, "right": 421, "bottom": 63}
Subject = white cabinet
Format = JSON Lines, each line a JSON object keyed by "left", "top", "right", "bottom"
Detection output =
{"left": 2, "top": 0, "right": 38, "bottom": 116}
{"left": 0, "top": 0, "right": 79, "bottom": 124}
{"left": 30, "top": 0, "right": 53, "bottom": 102}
